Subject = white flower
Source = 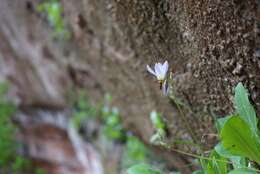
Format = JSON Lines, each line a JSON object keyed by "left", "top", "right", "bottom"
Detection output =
{"left": 146, "top": 61, "right": 168, "bottom": 81}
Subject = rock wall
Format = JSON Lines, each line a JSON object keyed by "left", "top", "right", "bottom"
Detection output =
{"left": 0, "top": 0, "right": 259, "bottom": 173}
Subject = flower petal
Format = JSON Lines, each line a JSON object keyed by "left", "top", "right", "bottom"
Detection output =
{"left": 161, "top": 61, "right": 168, "bottom": 77}
{"left": 154, "top": 63, "right": 162, "bottom": 76}
{"left": 146, "top": 65, "right": 156, "bottom": 76}
{"left": 162, "top": 80, "right": 169, "bottom": 96}
{"left": 158, "top": 62, "right": 164, "bottom": 74}
{"left": 163, "top": 61, "right": 168, "bottom": 72}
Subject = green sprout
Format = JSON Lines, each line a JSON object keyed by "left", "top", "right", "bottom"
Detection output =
{"left": 72, "top": 91, "right": 126, "bottom": 141}
{"left": 72, "top": 91, "right": 97, "bottom": 128}
{"left": 102, "top": 106, "right": 126, "bottom": 141}
{"left": 37, "top": 0, "right": 70, "bottom": 39}
{"left": 149, "top": 111, "right": 166, "bottom": 144}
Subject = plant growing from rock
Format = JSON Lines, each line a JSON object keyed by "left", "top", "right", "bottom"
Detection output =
{"left": 128, "top": 60, "right": 260, "bottom": 174}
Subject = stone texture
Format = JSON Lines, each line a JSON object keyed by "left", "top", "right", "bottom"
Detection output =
{"left": 0, "top": 0, "right": 260, "bottom": 173}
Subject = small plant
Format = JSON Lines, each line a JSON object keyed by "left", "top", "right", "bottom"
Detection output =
{"left": 122, "top": 135, "right": 150, "bottom": 169}
{"left": 102, "top": 106, "right": 126, "bottom": 141}
{"left": 123, "top": 134, "right": 170, "bottom": 172}
{"left": 149, "top": 110, "right": 167, "bottom": 144}
{"left": 146, "top": 60, "right": 197, "bottom": 143}
{"left": 99, "top": 93, "right": 126, "bottom": 141}
{"left": 128, "top": 82, "right": 260, "bottom": 174}
{"left": 213, "top": 83, "right": 260, "bottom": 172}
{"left": 72, "top": 90, "right": 97, "bottom": 128}
{"left": 37, "top": 0, "right": 70, "bottom": 39}
{"left": 72, "top": 92, "right": 126, "bottom": 141}
{"left": 71, "top": 91, "right": 170, "bottom": 172}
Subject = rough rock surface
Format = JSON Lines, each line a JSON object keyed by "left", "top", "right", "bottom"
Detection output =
{"left": 0, "top": 0, "right": 260, "bottom": 173}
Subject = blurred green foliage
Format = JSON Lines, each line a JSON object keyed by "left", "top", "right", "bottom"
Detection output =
{"left": 37, "top": 0, "right": 70, "bottom": 39}
{"left": 101, "top": 105, "right": 126, "bottom": 142}
{"left": 72, "top": 91, "right": 126, "bottom": 141}
{"left": 0, "top": 83, "right": 17, "bottom": 168}
{"left": 122, "top": 135, "right": 149, "bottom": 168}
{"left": 72, "top": 91, "right": 97, "bottom": 128}
{"left": 0, "top": 83, "right": 46, "bottom": 174}
{"left": 149, "top": 111, "right": 167, "bottom": 144}
{"left": 72, "top": 91, "right": 168, "bottom": 172}
{"left": 101, "top": 94, "right": 126, "bottom": 141}
{"left": 123, "top": 134, "right": 171, "bottom": 173}
{"left": 150, "top": 111, "right": 166, "bottom": 131}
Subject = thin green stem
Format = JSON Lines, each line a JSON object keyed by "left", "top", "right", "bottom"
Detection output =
{"left": 172, "top": 139, "right": 202, "bottom": 149}
{"left": 168, "top": 74, "right": 199, "bottom": 147}
{"left": 169, "top": 94, "right": 199, "bottom": 147}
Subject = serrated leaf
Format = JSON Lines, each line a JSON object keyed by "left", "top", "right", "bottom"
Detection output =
{"left": 127, "top": 164, "right": 163, "bottom": 174}
{"left": 220, "top": 116, "right": 260, "bottom": 164}
{"left": 234, "top": 83, "right": 257, "bottom": 134}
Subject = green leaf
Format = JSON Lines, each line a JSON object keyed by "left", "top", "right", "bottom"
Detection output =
{"left": 36, "top": 0, "right": 70, "bottom": 39}
{"left": 228, "top": 168, "right": 258, "bottom": 174}
{"left": 12, "top": 156, "right": 31, "bottom": 172}
{"left": 214, "top": 142, "right": 247, "bottom": 169}
{"left": 127, "top": 164, "right": 163, "bottom": 174}
{"left": 215, "top": 142, "right": 236, "bottom": 158}
{"left": 199, "top": 158, "right": 208, "bottom": 172}
{"left": 207, "top": 150, "right": 228, "bottom": 174}
{"left": 234, "top": 83, "right": 257, "bottom": 134}
{"left": 229, "top": 156, "right": 247, "bottom": 169}
{"left": 150, "top": 111, "right": 166, "bottom": 130}
{"left": 216, "top": 116, "right": 232, "bottom": 133}
{"left": 220, "top": 116, "right": 260, "bottom": 164}
{"left": 215, "top": 143, "right": 247, "bottom": 169}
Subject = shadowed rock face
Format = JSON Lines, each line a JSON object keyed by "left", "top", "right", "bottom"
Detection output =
{"left": 16, "top": 109, "right": 103, "bottom": 174}
{"left": 0, "top": 0, "right": 260, "bottom": 173}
